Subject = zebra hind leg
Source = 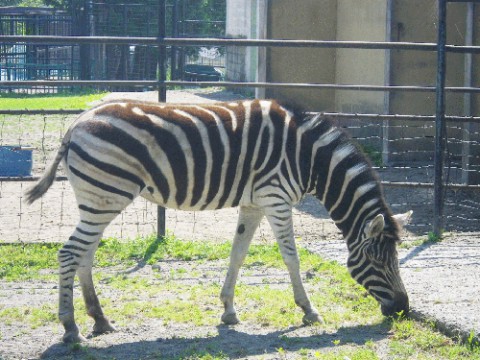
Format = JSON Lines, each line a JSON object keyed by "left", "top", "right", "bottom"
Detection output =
{"left": 220, "top": 207, "right": 263, "bottom": 324}
{"left": 58, "top": 205, "right": 129, "bottom": 343}
{"left": 77, "top": 242, "right": 116, "bottom": 335}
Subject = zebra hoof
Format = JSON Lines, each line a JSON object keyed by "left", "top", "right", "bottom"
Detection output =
{"left": 221, "top": 312, "right": 240, "bottom": 325}
{"left": 302, "top": 312, "right": 323, "bottom": 325}
{"left": 63, "top": 331, "right": 87, "bottom": 343}
{"left": 93, "top": 318, "right": 117, "bottom": 334}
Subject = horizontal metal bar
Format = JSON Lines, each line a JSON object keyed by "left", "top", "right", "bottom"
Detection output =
{"left": 0, "top": 35, "right": 159, "bottom": 45}
{"left": 1, "top": 35, "right": 479, "bottom": 53}
{"left": 3, "top": 80, "right": 479, "bottom": 94}
{"left": 0, "top": 176, "right": 68, "bottom": 182}
{"left": 165, "top": 80, "right": 480, "bottom": 93}
{"left": 321, "top": 112, "right": 480, "bottom": 123}
{"left": 381, "top": 181, "right": 480, "bottom": 190}
{"left": 0, "top": 80, "right": 157, "bottom": 87}
{"left": 1, "top": 109, "right": 479, "bottom": 124}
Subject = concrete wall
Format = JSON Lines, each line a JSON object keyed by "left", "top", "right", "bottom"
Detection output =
{"left": 335, "top": 0, "right": 388, "bottom": 114}
{"left": 225, "top": 0, "right": 259, "bottom": 95}
{"left": 265, "top": 0, "right": 337, "bottom": 111}
{"left": 262, "top": 0, "right": 480, "bottom": 169}
{"left": 225, "top": 1, "right": 480, "bottom": 175}
{"left": 265, "top": 1, "right": 479, "bottom": 114}
{"left": 265, "top": 0, "right": 390, "bottom": 113}
{"left": 387, "top": 1, "right": 479, "bottom": 164}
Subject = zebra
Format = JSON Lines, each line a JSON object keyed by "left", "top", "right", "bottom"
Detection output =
{"left": 26, "top": 99, "right": 412, "bottom": 343}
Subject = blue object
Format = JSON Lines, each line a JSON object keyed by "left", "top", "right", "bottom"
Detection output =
{"left": 0, "top": 146, "right": 33, "bottom": 177}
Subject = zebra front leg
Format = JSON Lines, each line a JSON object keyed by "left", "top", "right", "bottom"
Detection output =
{"left": 265, "top": 209, "right": 322, "bottom": 325}
{"left": 221, "top": 207, "right": 263, "bottom": 324}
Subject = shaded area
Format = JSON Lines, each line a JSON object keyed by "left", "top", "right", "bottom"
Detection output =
{"left": 40, "top": 322, "right": 392, "bottom": 360}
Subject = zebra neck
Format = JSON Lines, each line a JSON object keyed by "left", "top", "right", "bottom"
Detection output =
{"left": 311, "top": 162, "right": 386, "bottom": 248}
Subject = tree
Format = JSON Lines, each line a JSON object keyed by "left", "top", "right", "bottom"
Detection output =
{"left": 0, "top": 0, "right": 45, "bottom": 6}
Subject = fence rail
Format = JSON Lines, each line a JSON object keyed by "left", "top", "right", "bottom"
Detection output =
{"left": 3, "top": 80, "right": 480, "bottom": 94}
{"left": 1, "top": 35, "right": 480, "bottom": 54}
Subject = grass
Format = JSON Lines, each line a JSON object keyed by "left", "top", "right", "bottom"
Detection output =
{"left": 398, "top": 231, "right": 444, "bottom": 250}
{"left": 0, "top": 91, "right": 107, "bottom": 110}
{"left": 0, "top": 235, "right": 479, "bottom": 359}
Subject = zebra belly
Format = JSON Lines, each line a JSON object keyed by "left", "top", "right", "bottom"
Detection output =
{"left": 140, "top": 180, "right": 254, "bottom": 211}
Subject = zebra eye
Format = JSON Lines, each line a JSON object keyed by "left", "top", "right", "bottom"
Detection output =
{"left": 364, "top": 243, "right": 385, "bottom": 266}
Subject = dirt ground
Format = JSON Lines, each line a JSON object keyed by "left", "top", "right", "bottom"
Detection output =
{"left": 1, "top": 89, "right": 479, "bottom": 359}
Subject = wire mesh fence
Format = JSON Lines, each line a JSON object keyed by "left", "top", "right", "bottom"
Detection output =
{"left": 1, "top": 0, "right": 479, "bottom": 244}
{"left": 0, "top": 95, "right": 479, "bottom": 245}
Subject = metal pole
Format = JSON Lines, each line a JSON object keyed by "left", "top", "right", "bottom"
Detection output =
{"left": 461, "top": 2, "right": 474, "bottom": 184}
{"left": 433, "top": 0, "right": 447, "bottom": 237}
{"left": 382, "top": 0, "right": 393, "bottom": 165}
{"left": 157, "top": 0, "right": 167, "bottom": 239}
{"left": 171, "top": 0, "right": 179, "bottom": 80}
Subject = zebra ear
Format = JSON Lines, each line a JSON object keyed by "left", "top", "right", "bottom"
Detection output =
{"left": 366, "top": 214, "right": 385, "bottom": 238}
{"left": 392, "top": 210, "right": 413, "bottom": 230}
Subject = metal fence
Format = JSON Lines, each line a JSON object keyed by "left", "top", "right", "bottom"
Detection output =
{"left": 0, "top": 7, "right": 79, "bottom": 93}
{"left": 0, "top": 0, "right": 479, "bottom": 243}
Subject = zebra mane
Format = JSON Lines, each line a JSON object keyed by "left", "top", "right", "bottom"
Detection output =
{"left": 284, "top": 106, "right": 401, "bottom": 243}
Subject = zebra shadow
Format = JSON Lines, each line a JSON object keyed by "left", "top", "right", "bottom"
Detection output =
{"left": 40, "top": 321, "right": 392, "bottom": 359}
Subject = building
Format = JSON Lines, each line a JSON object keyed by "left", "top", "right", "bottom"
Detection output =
{"left": 225, "top": 0, "right": 479, "bottom": 181}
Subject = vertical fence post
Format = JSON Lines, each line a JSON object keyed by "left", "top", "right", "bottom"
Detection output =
{"left": 171, "top": 0, "right": 179, "bottom": 80}
{"left": 433, "top": 0, "right": 447, "bottom": 237}
{"left": 157, "top": 0, "right": 167, "bottom": 239}
{"left": 461, "top": 2, "right": 474, "bottom": 184}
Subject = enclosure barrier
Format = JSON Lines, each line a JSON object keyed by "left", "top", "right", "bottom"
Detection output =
{"left": 1, "top": 0, "right": 479, "bottom": 240}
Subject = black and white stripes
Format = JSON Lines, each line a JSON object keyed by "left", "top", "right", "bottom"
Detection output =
{"left": 26, "top": 99, "right": 411, "bottom": 343}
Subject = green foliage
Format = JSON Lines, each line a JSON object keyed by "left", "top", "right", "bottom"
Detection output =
{"left": 0, "top": 0, "right": 44, "bottom": 6}
{"left": 359, "top": 144, "right": 383, "bottom": 167}
{"left": 427, "top": 231, "right": 443, "bottom": 243}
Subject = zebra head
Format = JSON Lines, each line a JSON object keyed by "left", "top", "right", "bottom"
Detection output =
{"left": 347, "top": 210, "right": 412, "bottom": 317}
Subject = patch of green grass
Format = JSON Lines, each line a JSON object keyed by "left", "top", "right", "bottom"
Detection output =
{"left": 389, "top": 317, "right": 480, "bottom": 359}
{"left": 399, "top": 231, "right": 444, "bottom": 250}
{"left": 0, "top": 91, "right": 107, "bottom": 110}
{"left": 0, "top": 303, "right": 56, "bottom": 329}
{"left": 304, "top": 347, "right": 379, "bottom": 359}
{"left": 96, "top": 234, "right": 233, "bottom": 267}
{"left": 0, "top": 243, "right": 60, "bottom": 281}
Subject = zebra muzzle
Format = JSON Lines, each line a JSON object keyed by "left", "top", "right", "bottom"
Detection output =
{"left": 380, "top": 291, "right": 409, "bottom": 317}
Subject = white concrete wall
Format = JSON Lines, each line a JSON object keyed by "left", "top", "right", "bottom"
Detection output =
{"left": 225, "top": 0, "right": 265, "bottom": 88}
{"left": 334, "top": 0, "right": 388, "bottom": 114}
{"left": 226, "top": 0, "right": 252, "bottom": 37}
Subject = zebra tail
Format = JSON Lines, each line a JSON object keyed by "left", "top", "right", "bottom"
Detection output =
{"left": 24, "top": 130, "right": 72, "bottom": 205}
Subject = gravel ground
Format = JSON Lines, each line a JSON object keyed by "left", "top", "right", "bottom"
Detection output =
{"left": 303, "top": 232, "right": 480, "bottom": 342}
